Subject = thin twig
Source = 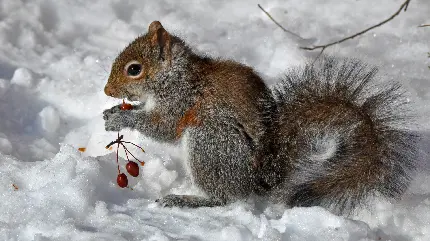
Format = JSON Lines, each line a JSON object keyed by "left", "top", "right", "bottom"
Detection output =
{"left": 258, "top": 4, "right": 304, "bottom": 40}
{"left": 312, "top": 48, "right": 326, "bottom": 64}
{"left": 418, "top": 24, "right": 430, "bottom": 27}
{"left": 300, "top": 0, "right": 411, "bottom": 51}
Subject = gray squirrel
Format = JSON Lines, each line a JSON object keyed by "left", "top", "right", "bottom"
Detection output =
{"left": 103, "top": 21, "right": 419, "bottom": 216}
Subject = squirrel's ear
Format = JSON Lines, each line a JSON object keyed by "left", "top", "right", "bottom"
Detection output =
{"left": 148, "top": 21, "right": 172, "bottom": 64}
{"left": 152, "top": 28, "right": 171, "bottom": 49}
{"left": 148, "top": 21, "right": 170, "bottom": 48}
{"left": 148, "top": 21, "right": 164, "bottom": 34}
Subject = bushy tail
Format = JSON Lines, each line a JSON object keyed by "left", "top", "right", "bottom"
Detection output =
{"left": 270, "top": 56, "right": 420, "bottom": 215}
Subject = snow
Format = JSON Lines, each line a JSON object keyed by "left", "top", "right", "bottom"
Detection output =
{"left": 0, "top": 0, "right": 429, "bottom": 240}
{"left": 10, "top": 68, "right": 34, "bottom": 88}
{"left": 37, "top": 106, "right": 61, "bottom": 135}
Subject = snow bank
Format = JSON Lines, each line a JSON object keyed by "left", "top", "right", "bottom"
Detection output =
{"left": 0, "top": 0, "right": 429, "bottom": 240}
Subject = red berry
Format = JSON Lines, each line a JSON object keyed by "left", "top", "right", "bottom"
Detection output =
{"left": 117, "top": 173, "right": 128, "bottom": 188}
{"left": 126, "top": 161, "right": 139, "bottom": 177}
{"left": 121, "top": 99, "right": 133, "bottom": 110}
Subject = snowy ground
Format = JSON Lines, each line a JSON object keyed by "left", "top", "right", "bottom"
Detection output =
{"left": 0, "top": 0, "right": 429, "bottom": 240}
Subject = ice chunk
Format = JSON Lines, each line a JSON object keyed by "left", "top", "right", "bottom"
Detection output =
{"left": 38, "top": 106, "right": 61, "bottom": 134}
{"left": 11, "top": 68, "right": 34, "bottom": 88}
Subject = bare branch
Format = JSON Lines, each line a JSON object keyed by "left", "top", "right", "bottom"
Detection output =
{"left": 258, "top": 4, "right": 304, "bottom": 40}
{"left": 418, "top": 24, "right": 430, "bottom": 27}
{"left": 300, "top": 0, "right": 411, "bottom": 51}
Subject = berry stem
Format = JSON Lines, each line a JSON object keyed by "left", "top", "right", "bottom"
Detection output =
{"left": 116, "top": 133, "right": 121, "bottom": 174}
{"left": 123, "top": 144, "right": 130, "bottom": 161}
{"left": 121, "top": 141, "right": 145, "bottom": 152}
{"left": 120, "top": 143, "right": 144, "bottom": 165}
{"left": 106, "top": 134, "right": 124, "bottom": 149}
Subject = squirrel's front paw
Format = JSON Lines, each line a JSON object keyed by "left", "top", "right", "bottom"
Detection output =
{"left": 103, "top": 105, "right": 132, "bottom": 132}
{"left": 103, "top": 105, "right": 122, "bottom": 120}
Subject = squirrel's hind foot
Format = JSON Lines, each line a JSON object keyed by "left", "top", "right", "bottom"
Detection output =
{"left": 156, "top": 194, "right": 226, "bottom": 208}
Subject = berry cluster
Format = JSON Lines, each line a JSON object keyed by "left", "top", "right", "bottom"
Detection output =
{"left": 105, "top": 100, "right": 145, "bottom": 188}
{"left": 106, "top": 133, "right": 146, "bottom": 188}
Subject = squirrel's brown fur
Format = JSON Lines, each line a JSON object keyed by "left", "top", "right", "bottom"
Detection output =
{"left": 103, "top": 21, "right": 419, "bottom": 216}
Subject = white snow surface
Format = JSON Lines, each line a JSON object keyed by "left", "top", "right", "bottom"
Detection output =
{"left": 0, "top": 0, "right": 429, "bottom": 240}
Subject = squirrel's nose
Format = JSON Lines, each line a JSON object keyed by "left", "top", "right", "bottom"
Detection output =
{"left": 104, "top": 85, "right": 114, "bottom": 97}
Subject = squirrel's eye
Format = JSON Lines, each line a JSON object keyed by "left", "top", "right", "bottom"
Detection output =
{"left": 124, "top": 61, "right": 143, "bottom": 79}
{"left": 127, "top": 64, "right": 141, "bottom": 76}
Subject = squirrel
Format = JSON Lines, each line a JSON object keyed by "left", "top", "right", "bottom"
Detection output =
{"left": 103, "top": 21, "right": 420, "bottom": 216}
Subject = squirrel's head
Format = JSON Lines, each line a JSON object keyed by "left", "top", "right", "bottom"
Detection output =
{"left": 104, "top": 21, "right": 188, "bottom": 100}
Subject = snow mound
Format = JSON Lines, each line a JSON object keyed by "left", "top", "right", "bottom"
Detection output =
{"left": 0, "top": 0, "right": 429, "bottom": 240}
